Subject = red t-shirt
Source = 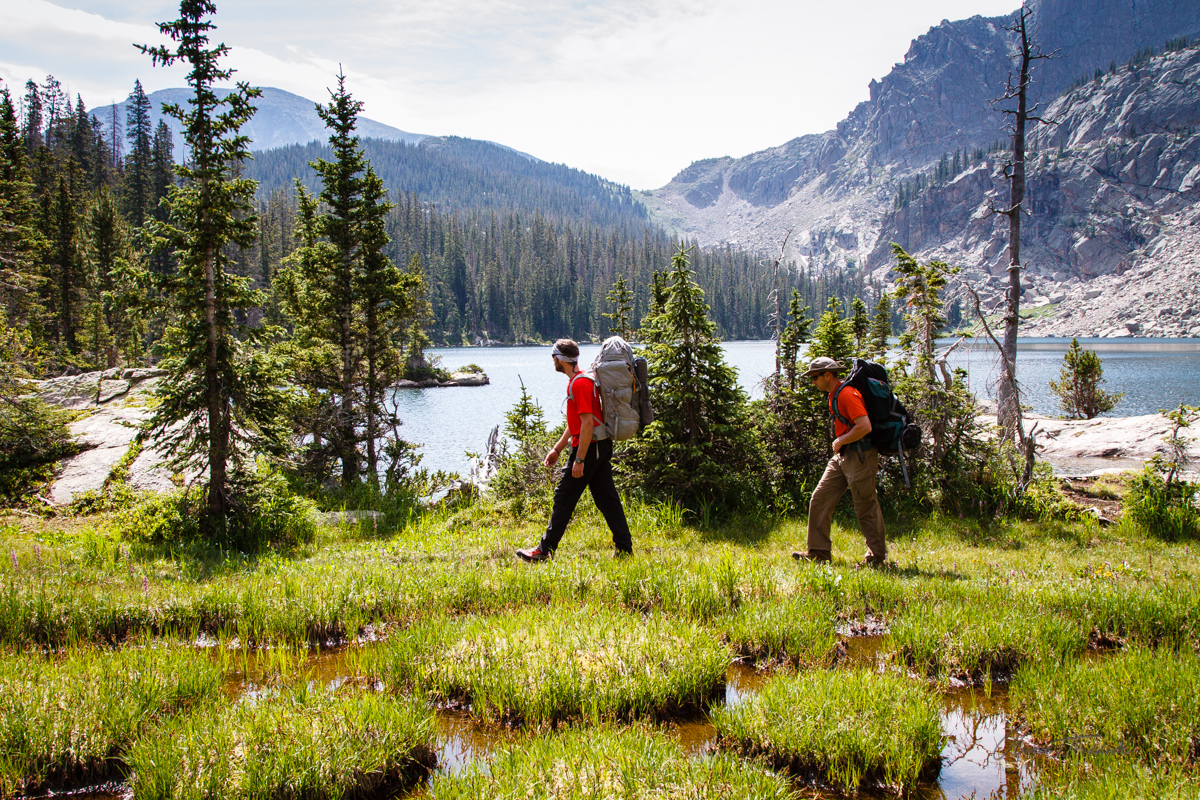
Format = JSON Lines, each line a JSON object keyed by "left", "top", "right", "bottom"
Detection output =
{"left": 567, "top": 372, "right": 604, "bottom": 446}
{"left": 829, "top": 382, "right": 868, "bottom": 438}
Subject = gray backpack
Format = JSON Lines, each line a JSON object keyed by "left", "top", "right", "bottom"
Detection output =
{"left": 570, "top": 336, "right": 654, "bottom": 442}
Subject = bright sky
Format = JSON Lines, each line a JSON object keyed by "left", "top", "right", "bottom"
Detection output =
{"left": 0, "top": 0, "right": 1021, "bottom": 189}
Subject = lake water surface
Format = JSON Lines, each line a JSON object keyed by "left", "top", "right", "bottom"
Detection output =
{"left": 395, "top": 338, "right": 1200, "bottom": 477}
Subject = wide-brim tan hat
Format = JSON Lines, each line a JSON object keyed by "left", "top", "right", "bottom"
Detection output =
{"left": 801, "top": 356, "right": 847, "bottom": 377}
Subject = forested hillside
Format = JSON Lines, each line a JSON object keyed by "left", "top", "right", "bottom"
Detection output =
{"left": 2, "top": 69, "right": 881, "bottom": 372}
{"left": 249, "top": 136, "right": 647, "bottom": 232}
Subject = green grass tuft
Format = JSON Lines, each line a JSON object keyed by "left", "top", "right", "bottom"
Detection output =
{"left": 128, "top": 686, "right": 436, "bottom": 800}
{"left": 1012, "top": 647, "right": 1200, "bottom": 766}
{"left": 712, "top": 670, "right": 943, "bottom": 792}
{"left": 429, "top": 723, "right": 800, "bottom": 799}
{"left": 0, "top": 644, "right": 221, "bottom": 796}
{"left": 357, "top": 605, "right": 730, "bottom": 726}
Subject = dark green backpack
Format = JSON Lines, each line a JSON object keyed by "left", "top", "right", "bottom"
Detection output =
{"left": 832, "top": 358, "right": 922, "bottom": 483}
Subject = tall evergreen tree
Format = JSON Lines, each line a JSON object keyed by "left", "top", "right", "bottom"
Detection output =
{"left": 777, "top": 290, "right": 811, "bottom": 393}
{"left": 602, "top": 274, "right": 634, "bottom": 339}
{"left": 85, "top": 189, "right": 147, "bottom": 367}
{"left": 0, "top": 85, "right": 46, "bottom": 371}
{"left": 624, "top": 247, "right": 764, "bottom": 514}
{"left": 140, "top": 0, "right": 290, "bottom": 527}
{"left": 756, "top": 290, "right": 823, "bottom": 511}
{"left": 867, "top": 291, "right": 892, "bottom": 361}
{"left": 124, "top": 80, "right": 154, "bottom": 227}
{"left": 47, "top": 168, "right": 85, "bottom": 355}
{"left": 808, "top": 297, "right": 854, "bottom": 366}
{"left": 850, "top": 296, "right": 869, "bottom": 355}
{"left": 280, "top": 74, "right": 426, "bottom": 486}
{"left": 21, "top": 81, "right": 43, "bottom": 158}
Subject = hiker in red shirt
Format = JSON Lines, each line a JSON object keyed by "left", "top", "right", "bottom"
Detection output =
{"left": 516, "top": 338, "right": 633, "bottom": 561}
{"left": 793, "top": 357, "right": 887, "bottom": 567}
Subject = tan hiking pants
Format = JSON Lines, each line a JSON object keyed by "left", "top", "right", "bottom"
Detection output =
{"left": 806, "top": 446, "right": 886, "bottom": 559}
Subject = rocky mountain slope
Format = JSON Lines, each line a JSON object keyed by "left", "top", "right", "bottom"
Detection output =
{"left": 647, "top": 0, "right": 1200, "bottom": 337}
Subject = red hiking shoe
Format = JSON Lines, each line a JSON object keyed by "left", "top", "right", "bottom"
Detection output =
{"left": 516, "top": 546, "right": 552, "bottom": 562}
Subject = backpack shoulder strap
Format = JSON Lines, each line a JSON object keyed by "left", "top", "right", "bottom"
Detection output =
{"left": 831, "top": 384, "right": 853, "bottom": 426}
{"left": 568, "top": 371, "right": 594, "bottom": 404}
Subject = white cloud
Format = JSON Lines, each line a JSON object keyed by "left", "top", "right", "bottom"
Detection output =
{"left": 3, "top": 0, "right": 1023, "bottom": 188}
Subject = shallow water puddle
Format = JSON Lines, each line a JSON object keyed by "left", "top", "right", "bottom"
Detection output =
{"left": 202, "top": 640, "right": 1045, "bottom": 798}
{"left": 921, "top": 687, "right": 1039, "bottom": 800}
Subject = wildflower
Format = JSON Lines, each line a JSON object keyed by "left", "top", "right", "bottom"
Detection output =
{"left": 9, "top": 549, "right": 16, "bottom": 571}
{"left": 143, "top": 576, "right": 149, "bottom": 593}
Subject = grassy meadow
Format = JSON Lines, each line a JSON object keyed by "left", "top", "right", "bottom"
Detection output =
{"left": 1, "top": 487, "right": 1199, "bottom": 798}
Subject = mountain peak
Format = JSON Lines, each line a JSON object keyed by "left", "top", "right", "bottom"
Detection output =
{"left": 92, "top": 86, "right": 426, "bottom": 160}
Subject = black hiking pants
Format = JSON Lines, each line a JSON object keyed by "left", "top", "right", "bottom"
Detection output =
{"left": 539, "top": 438, "right": 633, "bottom": 554}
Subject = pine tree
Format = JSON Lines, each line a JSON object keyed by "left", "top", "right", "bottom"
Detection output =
{"left": 868, "top": 291, "right": 892, "bottom": 361}
{"left": 808, "top": 297, "right": 854, "bottom": 365}
{"left": 85, "top": 189, "right": 147, "bottom": 367}
{"left": 140, "top": 0, "right": 290, "bottom": 529}
{"left": 280, "top": 73, "right": 426, "bottom": 486}
{"left": 124, "top": 80, "right": 154, "bottom": 228}
{"left": 850, "top": 296, "right": 869, "bottom": 355}
{"left": 602, "top": 274, "right": 634, "bottom": 339}
{"left": 47, "top": 169, "right": 86, "bottom": 356}
{"left": 21, "top": 81, "right": 43, "bottom": 158}
{"left": 1049, "top": 338, "right": 1122, "bottom": 419}
{"left": 777, "top": 290, "right": 811, "bottom": 393}
{"left": 624, "top": 246, "right": 764, "bottom": 514}
{"left": 757, "top": 290, "right": 823, "bottom": 510}
{"left": 148, "top": 120, "right": 175, "bottom": 276}
{"left": 0, "top": 86, "right": 47, "bottom": 372}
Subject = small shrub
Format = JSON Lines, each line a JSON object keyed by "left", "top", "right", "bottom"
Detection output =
{"left": 1049, "top": 338, "right": 1123, "bottom": 419}
{"left": 116, "top": 465, "right": 317, "bottom": 552}
{"left": 0, "top": 389, "right": 82, "bottom": 506}
{"left": 1123, "top": 405, "right": 1200, "bottom": 540}
{"left": 1124, "top": 466, "right": 1199, "bottom": 540}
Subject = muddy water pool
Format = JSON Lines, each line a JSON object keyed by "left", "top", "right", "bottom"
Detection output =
{"left": 58, "top": 636, "right": 1044, "bottom": 799}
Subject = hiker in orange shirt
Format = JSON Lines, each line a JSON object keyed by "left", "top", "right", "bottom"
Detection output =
{"left": 793, "top": 357, "right": 887, "bottom": 568}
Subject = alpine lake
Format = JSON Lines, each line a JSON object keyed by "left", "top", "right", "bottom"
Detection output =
{"left": 395, "top": 337, "right": 1200, "bottom": 477}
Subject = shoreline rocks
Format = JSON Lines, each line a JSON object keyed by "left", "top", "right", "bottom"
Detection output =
{"left": 393, "top": 371, "right": 489, "bottom": 389}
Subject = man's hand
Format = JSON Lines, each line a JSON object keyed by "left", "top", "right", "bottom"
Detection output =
{"left": 544, "top": 448, "right": 560, "bottom": 469}
{"left": 572, "top": 457, "right": 585, "bottom": 478}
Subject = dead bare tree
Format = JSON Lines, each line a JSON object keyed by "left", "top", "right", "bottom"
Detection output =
{"left": 766, "top": 229, "right": 793, "bottom": 405}
{"left": 991, "top": 2, "right": 1053, "bottom": 444}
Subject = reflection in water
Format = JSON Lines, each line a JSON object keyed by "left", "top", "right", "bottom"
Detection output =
{"left": 139, "top": 644, "right": 1046, "bottom": 798}
{"left": 928, "top": 688, "right": 1037, "bottom": 800}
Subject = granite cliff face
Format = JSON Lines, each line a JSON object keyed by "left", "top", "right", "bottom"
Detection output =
{"left": 647, "top": 0, "right": 1200, "bottom": 337}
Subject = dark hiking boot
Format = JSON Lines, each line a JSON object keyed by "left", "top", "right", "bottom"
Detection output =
{"left": 855, "top": 552, "right": 887, "bottom": 570}
{"left": 516, "top": 546, "right": 552, "bottom": 562}
{"left": 612, "top": 548, "right": 633, "bottom": 559}
{"left": 792, "top": 550, "right": 831, "bottom": 563}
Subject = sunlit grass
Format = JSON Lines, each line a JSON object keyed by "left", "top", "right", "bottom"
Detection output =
{"left": 355, "top": 605, "right": 730, "bottom": 726}
{"left": 429, "top": 724, "right": 800, "bottom": 800}
{"left": 712, "top": 670, "right": 943, "bottom": 792}
{"left": 1012, "top": 647, "right": 1200, "bottom": 766}
{"left": 1020, "top": 758, "right": 1200, "bottom": 799}
{"left": 0, "top": 644, "right": 221, "bottom": 796}
{"left": 128, "top": 685, "right": 436, "bottom": 800}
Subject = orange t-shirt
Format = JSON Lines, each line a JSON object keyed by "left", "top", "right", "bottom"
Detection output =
{"left": 567, "top": 373, "right": 604, "bottom": 446}
{"left": 829, "top": 382, "right": 868, "bottom": 438}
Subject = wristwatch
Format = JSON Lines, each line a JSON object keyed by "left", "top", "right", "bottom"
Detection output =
{"left": 574, "top": 457, "right": 586, "bottom": 464}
